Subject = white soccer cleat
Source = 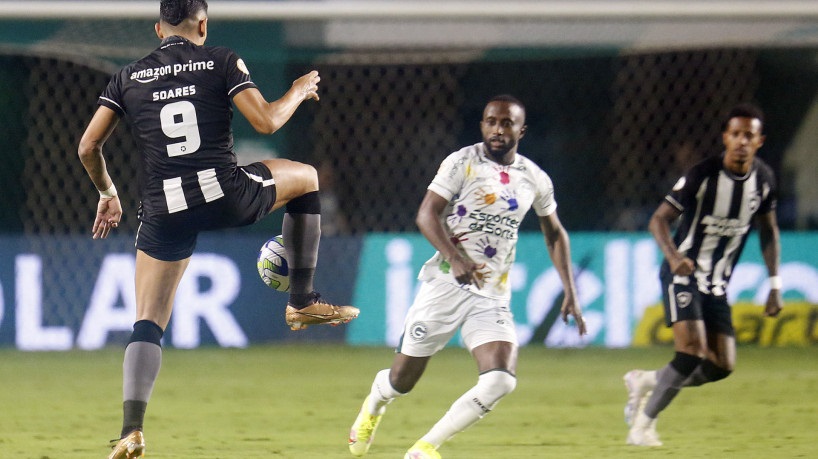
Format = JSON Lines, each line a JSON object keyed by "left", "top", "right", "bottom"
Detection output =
{"left": 623, "top": 369, "right": 656, "bottom": 426}
{"left": 627, "top": 412, "right": 663, "bottom": 447}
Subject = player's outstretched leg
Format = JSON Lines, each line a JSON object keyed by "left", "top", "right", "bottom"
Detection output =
{"left": 405, "top": 370, "right": 516, "bottom": 458}
{"left": 106, "top": 430, "right": 145, "bottom": 459}
{"left": 280, "top": 191, "right": 359, "bottom": 330}
{"left": 623, "top": 369, "right": 656, "bottom": 426}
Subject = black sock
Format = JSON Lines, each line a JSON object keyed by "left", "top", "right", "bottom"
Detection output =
{"left": 282, "top": 191, "right": 321, "bottom": 297}
{"left": 121, "top": 400, "right": 147, "bottom": 438}
{"left": 288, "top": 291, "right": 318, "bottom": 308}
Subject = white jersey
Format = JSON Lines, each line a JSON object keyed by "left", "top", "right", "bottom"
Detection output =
{"left": 418, "top": 142, "right": 557, "bottom": 299}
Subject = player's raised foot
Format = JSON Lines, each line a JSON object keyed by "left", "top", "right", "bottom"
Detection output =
{"left": 404, "top": 440, "right": 441, "bottom": 459}
{"left": 348, "top": 396, "right": 383, "bottom": 456}
{"left": 623, "top": 369, "right": 656, "bottom": 426}
{"left": 107, "top": 430, "right": 145, "bottom": 459}
{"left": 285, "top": 293, "right": 360, "bottom": 331}
{"left": 627, "top": 412, "right": 663, "bottom": 447}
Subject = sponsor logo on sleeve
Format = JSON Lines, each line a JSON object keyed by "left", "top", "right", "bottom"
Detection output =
{"left": 237, "top": 58, "right": 250, "bottom": 75}
{"left": 672, "top": 177, "right": 686, "bottom": 191}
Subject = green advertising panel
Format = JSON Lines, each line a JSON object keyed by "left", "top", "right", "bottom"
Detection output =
{"left": 349, "top": 232, "right": 818, "bottom": 348}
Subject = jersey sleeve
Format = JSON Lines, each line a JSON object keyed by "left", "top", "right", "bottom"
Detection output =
{"left": 219, "top": 48, "right": 257, "bottom": 98}
{"left": 532, "top": 166, "right": 557, "bottom": 216}
{"left": 98, "top": 70, "right": 126, "bottom": 117}
{"left": 665, "top": 164, "right": 706, "bottom": 213}
{"left": 756, "top": 161, "right": 778, "bottom": 214}
{"left": 427, "top": 151, "right": 466, "bottom": 201}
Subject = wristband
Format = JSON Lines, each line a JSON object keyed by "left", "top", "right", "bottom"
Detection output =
{"left": 99, "top": 184, "right": 118, "bottom": 198}
{"left": 768, "top": 275, "right": 782, "bottom": 290}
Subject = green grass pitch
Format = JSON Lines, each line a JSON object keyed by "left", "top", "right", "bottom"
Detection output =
{"left": 0, "top": 345, "right": 815, "bottom": 458}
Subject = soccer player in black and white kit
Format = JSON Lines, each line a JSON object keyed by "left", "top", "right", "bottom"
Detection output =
{"left": 347, "top": 95, "right": 586, "bottom": 459}
{"left": 624, "top": 103, "right": 783, "bottom": 446}
{"left": 78, "top": 1, "right": 359, "bottom": 457}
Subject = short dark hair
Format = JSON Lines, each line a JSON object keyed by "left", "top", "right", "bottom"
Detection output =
{"left": 488, "top": 94, "right": 525, "bottom": 111}
{"left": 160, "top": 0, "right": 208, "bottom": 26}
{"left": 723, "top": 102, "right": 765, "bottom": 131}
{"left": 486, "top": 94, "right": 526, "bottom": 119}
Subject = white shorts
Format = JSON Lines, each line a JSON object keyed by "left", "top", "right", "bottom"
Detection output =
{"left": 397, "top": 279, "right": 518, "bottom": 357}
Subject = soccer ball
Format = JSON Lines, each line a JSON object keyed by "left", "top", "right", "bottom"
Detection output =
{"left": 257, "top": 235, "right": 290, "bottom": 292}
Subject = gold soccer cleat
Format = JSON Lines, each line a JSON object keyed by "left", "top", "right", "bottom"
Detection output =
{"left": 107, "top": 430, "right": 145, "bottom": 459}
{"left": 285, "top": 296, "right": 359, "bottom": 331}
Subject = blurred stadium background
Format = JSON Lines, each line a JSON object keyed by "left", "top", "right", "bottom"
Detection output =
{"left": 0, "top": 0, "right": 817, "bottom": 350}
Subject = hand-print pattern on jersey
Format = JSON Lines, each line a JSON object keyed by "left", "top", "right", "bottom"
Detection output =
{"left": 420, "top": 142, "right": 557, "bottom": 299}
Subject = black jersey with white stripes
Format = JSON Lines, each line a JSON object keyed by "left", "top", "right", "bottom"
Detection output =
{"left": 98, "top": 35, "right": 257, "bottom": 219}
{"left": 663, "top": 154, "right": 777, "bottom": 295}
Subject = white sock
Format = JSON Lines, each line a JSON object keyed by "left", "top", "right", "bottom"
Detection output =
{"left": 421, "top": 371, "right": 516, "bottom": 448}
{"left": 368, "top": 369, "right": 402, "bottom": 415}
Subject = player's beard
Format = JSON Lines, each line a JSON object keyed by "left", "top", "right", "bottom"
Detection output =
{"left": 485, "top": 139, "right": 515, "bottom": 159}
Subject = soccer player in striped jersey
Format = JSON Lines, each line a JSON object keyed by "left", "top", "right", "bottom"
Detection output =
{"left": 624, "top": 103, "right": 783, "bottom": 446}
{"left": 78, "top": 1, "right": 358, "bottom": 457}
{"left": 348, "top": 95, "right": 586, "bottom": 459}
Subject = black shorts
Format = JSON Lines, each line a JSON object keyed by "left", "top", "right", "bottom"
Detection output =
{"left": 660, "top": 268, "right": 735, "bottom": 336}
{"left": 135, "top": 162, "right": 276, "bottom": 261}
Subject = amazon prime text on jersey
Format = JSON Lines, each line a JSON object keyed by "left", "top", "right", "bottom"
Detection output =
{"left": 130, "top": 60, "right": 216, "bottom": 83}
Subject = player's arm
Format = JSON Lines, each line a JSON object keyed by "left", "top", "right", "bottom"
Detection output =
{"left": 756, "top": 210, "right": 783, "bottom": 317}
{"left": 233, "top": 70, "right": 320, "bottom": 135}
{"left": 415, "top": 190, "right": 484, "bottom": 288}
{"left": 649, "top": 201, "right": 694, "bottom": 276}
{"left": 78, "top": 105, "right": 122, "bottom": 239}
{"left": 539, "top": 212, "right": 586, "bottom": 336}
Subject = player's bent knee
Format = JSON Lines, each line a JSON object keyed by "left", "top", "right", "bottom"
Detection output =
{"left": 701, "top": 359, "right": 732, "bottom": 382}
{"left": 477, "top": 370, "right": 517, "bottom": 409}
{"left": 295, "top": 163, "right": 319, "bottom": 190}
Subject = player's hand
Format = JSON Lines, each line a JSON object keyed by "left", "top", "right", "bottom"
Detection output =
{"left": 561, "top": 294, "right": 587, "bottom": 336}
{"left": 92, "top": 196, "right": 122, "bottom": 240}
{"left": 293, "top": 70, "right": 320, "bottom": 102}
{"left": 669, "top": 253, "right": 695, "bottom": 276}
{"left": 764, "top": 288, "right": 783, "bottom": 317}
{"left": 449, "top": 254, "right": 486, "bottom": 289}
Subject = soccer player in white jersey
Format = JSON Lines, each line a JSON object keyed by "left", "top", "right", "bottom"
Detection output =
{"left": 624, "top": 103, "right": 783, "bottom": 446}
{"left": 348, "top": 95, "right": 587, "bottom": 459}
